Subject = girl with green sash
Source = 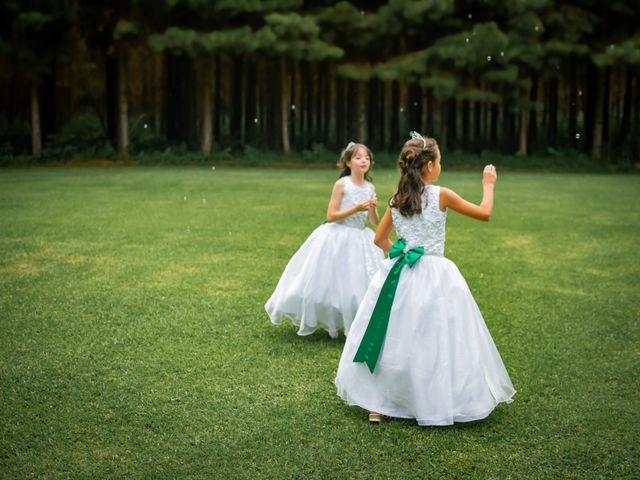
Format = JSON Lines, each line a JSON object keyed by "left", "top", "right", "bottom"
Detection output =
{"left": 335, "top": 132, "right": 515, "bottom": 425}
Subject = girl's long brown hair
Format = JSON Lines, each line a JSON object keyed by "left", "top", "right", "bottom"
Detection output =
{"left": 390, "top": 136, "right": 439, "bottom": 216}
{"left": 337, "top": 143, "right": 373, "bottom": 181}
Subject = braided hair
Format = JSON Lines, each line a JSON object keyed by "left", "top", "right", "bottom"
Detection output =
{"left": 390, "top": 135, "right": 439, "bottom": 216}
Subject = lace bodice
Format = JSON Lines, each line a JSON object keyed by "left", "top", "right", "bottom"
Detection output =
{"left": 391, "top": 185, "right": 447, "bottom": 256}
{"left": 335, "top": 176, "right": 375, "bottom": 229}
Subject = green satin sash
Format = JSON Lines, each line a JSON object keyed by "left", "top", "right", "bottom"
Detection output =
{"left": 353, "top": 238, "right": 424, "bottom": 373}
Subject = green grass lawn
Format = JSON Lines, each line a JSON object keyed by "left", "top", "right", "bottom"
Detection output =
{"left": 1, "top": 166, "right": 638, "bottom": 479}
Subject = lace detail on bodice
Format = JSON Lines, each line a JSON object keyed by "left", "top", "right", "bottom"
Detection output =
{"left": 335, "top": 177, "right": 375, "bottom": 229}
{"left": 391, "top": 185, "right": 447, "bottom": 256}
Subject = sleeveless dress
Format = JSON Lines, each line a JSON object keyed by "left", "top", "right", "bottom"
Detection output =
{"left": 265, "top": 177, "right": 385, "bottom": 337}
{"left": 335, "top": 185, "right": 515, "bottom": 425}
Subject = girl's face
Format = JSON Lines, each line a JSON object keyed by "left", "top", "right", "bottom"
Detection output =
{"left": 423, "top": 148, "right": 442, "bottom": 182}
{"left": 347, "top": 147, "right": 371, "bottom": 175}
{"left": 432, "top": 148, "right": 442, "bottom": 180}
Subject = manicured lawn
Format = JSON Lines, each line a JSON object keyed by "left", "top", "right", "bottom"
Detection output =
{"left": 1, "top": 166, "right": 638, "bottom": 479}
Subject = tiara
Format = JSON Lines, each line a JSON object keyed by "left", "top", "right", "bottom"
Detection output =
{"left": 345, "top": 141, "right": 356, "bottom": 150}
{"left": 409, "top": 131, "right": 426, "bottom": 148}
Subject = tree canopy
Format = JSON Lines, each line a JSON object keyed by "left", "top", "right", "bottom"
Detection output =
{"left": 0, "top": 0, "right": 638, "bottom": 164}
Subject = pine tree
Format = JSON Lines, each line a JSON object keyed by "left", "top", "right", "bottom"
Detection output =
{"left": 0, "top": 1, "right": 75, "bottom": 155}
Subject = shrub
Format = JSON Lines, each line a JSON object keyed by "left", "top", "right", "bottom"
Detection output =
{"left": 43, "top": 112, "right": 114, "bottom": 160}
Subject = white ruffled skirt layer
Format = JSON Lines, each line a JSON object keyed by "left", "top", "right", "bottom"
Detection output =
{"left": 335, "top": 254, "right": 515, "bottom": 425}
{"left": 265, "top": 222, "right": 385, "bottom": 337}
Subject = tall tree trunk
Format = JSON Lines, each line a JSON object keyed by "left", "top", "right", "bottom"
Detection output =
{"left": 369, "top": 79, "right": 385, "bottom": 150}
{"left": 322, "top": 63, "right": 329, "bottom": 143}
{"left": 220, "top": 56, "right": 230, "bottom": 140}
{"left": 461, "top": 99, "right": 470, "bottom": 148}
{"left": 201, "top": 60, "right": 213, "bottom": 155}
{"left": 409, "top": 84, "right": 421, "bottom": 131}
{"left": 305, "top": 64, "right": 313, "bottom": 147}
{"left": 298, "top": 61, "right": 306, "bottom": 147}
{"left": 398, "top": 79, "right": 408, "bottom": 143}
{"left": 518, "top": 109, "right": 527, "bottom": 155}
{"left": 591, "top": 67, "right": 605, "bottom": 161}
{"left": 327, "top": 63, "right": 337, "bottom": 148}
{"left": 367, "top": 79, "right": 377, "bottom": 147}
{"left": 356, "top": 80, "right": 366, "bottom": 142}
{"left": 490, "top": 102, "right": 498, "bottom": 145}
{"left": 482, "top": 99, "right": 489, "bottom": 143}
{"left": 547, "top": 77, "right": 559, "bottom": 146}
{"left": 117, "top": 46, "right": 129, "bottom": 156}
{"left": 384, "top": 81, "right": 393, "bottom": 148}
{"left": 214, "top": 55, "right": 222, "bottom": 141}
{"left": 501, "top": 96, "right": 514, "bottom": 152}
{"left": 585, "top": 62, "right": 598, "bottom": 153}
{"left": 602, "top": 67, "right": 611, "bottom": 144}
{"left": 517, "top": 79, "right": 530, "bottom": 155}
{"left": 336, "top": 76, "right": 346, "bottom": 148}
{"left": 230, "top": 57, "right": 242, "bottom": 141}
{"left": 447, "top": 98, "right": 457, "bottom": 149}
{"left": 267, "top": 60, "right": 279, "bottom": 149}
{"left": 290, "top": 60, "right": 299, "bottom": 145}
{"left": 30, "top": 82, "right": 42, "bottom": 156}
{"left": 280, "top": 58, "right": 290, "bottom": 156}
{"left": 154, "top": 53, "right": 163, "bottom": 136}
{"left": 305, "top": 62, "right": 318, "bottom": 141}
{"left": 245, "top": 61, "right": 256, "bottom": 144}
{"left": 390, "top": 81, "right": 399, "bottom": 147}
{"left": 473, "top": 101, "right": 482, "bottom": 144}
{"left": 568, "top": 66, "right": 578, "bottom": 148}
{"left": 426, "top": 88, "right": 434, "bottom": 136}
{"left": 346, "top": 80, "right": 355, "bottom": 140}
{"left": 528, "top": 71, "right": 538, "bottom": 145}
{"left": 105, "top": 51, "right": 118, "bottom": 146}
{"left": 421, "top": 86, "right": 428, "bottom": 136}
{"left": 634, "top": 74, "right": 640, "bottom": 162}
{"left": 439, "top": 101, "right": 448, "bottom": 152}
{"left": 254, "top": 59, "right": 263, "bottom": 143}
{"left": 240, "top": 57, "right": 248, "bottom": 144}
{"left": 310, "top": 62, "right": 322, "bottom": 142}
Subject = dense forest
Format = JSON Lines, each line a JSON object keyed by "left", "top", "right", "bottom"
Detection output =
{"left": 1, "top": 0, "right": 639, "bottom": 165}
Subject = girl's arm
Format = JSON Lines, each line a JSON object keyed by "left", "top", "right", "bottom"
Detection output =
{"left": 373, "top": 207, "right": 394, "bottom": 253}
{"left": 440, "top": 165, "right": 497, "bottom": 221}
{"left": 326, "top": 180, "right": 371, "bottom": 222}
{"left": 367, "top": 187, "right": 380, "bottom": 226}
{"left": 368, "top": 202, "right": 380, "bottom": 226}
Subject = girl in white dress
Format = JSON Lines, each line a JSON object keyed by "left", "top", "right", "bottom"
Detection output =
{"left": 335, "top": 132, "right": 515, "bottom": 425}
{"left": 265, "top": 143, "right": 385, "bottom": 338}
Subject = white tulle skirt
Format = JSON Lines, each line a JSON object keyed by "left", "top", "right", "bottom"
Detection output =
{"left": 335, "top": 254, "right": 515, "bottom": 425}
{"left": 265, "top": 222, "right": 385, "bottom": 337}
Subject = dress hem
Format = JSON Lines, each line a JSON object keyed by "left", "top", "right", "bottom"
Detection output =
{"left": 268, "top": 311, "right": 342, "bottom": 337}
{"left": 336, "top": 382, "right": 516, "bottom": 426}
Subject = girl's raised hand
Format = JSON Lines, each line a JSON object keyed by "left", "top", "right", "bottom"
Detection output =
{"left": 356, "top": 200, "right": 372, "bottom": 212}
{"left": 368, "top": 195, "right": 378, "bottom": 209}
{"left": 483, "top": 164, "right": 497, "bottom": 186}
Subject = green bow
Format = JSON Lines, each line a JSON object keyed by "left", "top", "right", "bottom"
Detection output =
{"left": 353, "top": 238, "right": 424, "bottom": 373}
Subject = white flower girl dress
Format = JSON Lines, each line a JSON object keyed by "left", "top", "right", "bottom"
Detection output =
{"left": 336, "top": 184, "right": 515, "bottom": 425}
{"left": 265, "top": 176, "right": 385, "bottom": 337}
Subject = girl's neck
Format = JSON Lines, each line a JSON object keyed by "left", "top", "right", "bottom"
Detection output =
{"left": 350, "top": 172, "right": 366, "bottom": 186}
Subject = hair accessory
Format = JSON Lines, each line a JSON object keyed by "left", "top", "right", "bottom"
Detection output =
{"left": 409, "top": 131, "right": 426, "bottom": 148}
{"left": 345, "top": 141, "right": 356, "bottom": 151}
